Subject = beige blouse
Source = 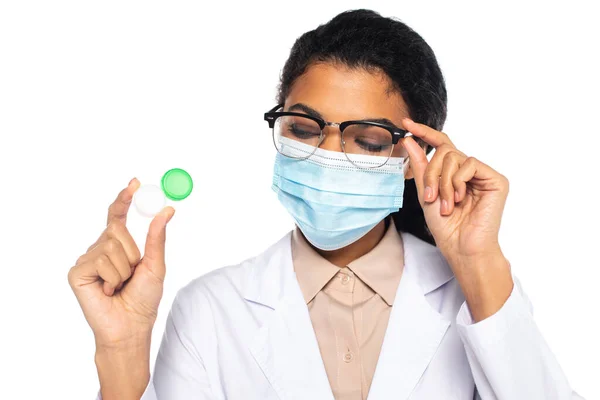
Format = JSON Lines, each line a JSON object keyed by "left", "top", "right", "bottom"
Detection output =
{"left": 291, "top": 220, "right": 404, "bottom": 400}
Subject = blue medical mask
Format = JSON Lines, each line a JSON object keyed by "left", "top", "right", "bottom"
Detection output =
{"left": 272, "top": 137, "right": 407, "bottom": 251}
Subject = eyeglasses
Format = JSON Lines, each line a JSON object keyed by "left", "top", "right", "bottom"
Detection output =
{"left": 264, "top": 104, "right": 410, "bottom": 169}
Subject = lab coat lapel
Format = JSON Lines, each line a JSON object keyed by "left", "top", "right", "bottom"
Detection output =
{"left": 367, "top": 232, "right": 453, "bottom": 400}
{"left": 246, "top": 233, "right": 334, "bottom": 400}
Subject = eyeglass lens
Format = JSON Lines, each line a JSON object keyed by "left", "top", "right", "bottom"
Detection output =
{"left": 273, "top": 115, "right": 394, "bottom": 167}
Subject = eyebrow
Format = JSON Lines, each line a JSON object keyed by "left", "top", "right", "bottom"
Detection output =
{"left": 287, "top": 103, "right": 401, "bottom": 129}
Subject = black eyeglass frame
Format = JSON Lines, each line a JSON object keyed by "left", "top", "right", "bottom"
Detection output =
{"left": 264, "top": 104, "right": 410, "bottom": 145}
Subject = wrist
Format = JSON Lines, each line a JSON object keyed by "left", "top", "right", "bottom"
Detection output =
{"left": 444, "top": 245, "right": 505, "bottom": 270}
{"left": 95, "top": 328, "right": 153, "bottom": 352}
{"left": 95, "top": 337, "right": 151, "bottom": 400}
{"left": 446, "top": 250, "right": 514, "bottom": 322}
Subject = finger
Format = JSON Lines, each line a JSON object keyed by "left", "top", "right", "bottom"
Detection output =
{"left": 93, "top": 255, "right": 122, "bottom": 296}
{"left": 76, "top": 240, "right": 130, "bottom": 282}
{"left": 402, "top": 118, "right": 455, "bottom": 149}
{"left": 143, "top": 206, "right": 175, "bottom": 281}
{"left": 69, "top": 254, "right": 121, "bottom": 295}
{"left": 102, "top": 237, "right": 133, "bottom": 283}
{"left": 107, "top": 178, "right": 140, "bottom": 226}
{"left": 85, "top": 233, "right": 106, "bottom": 253}
{"left": 400, "top": 136, "right": 428, "bottom": 205}
{"left": 440, "top": 151, "right": 467, "bottom": 215}
{"left": 453, "top": 175, "right": 468, "bottom": 204}
{"left": 452, "top": 157, "right": 508, "bottom": 202}
{"left": 105, "top": 221, "right": 141, "bottom": 266}
{"left": 78, "top": 228, "right": 137, "bottom": 271}
{"left": 422, "top": 144, "right": 463, "bottom": 203}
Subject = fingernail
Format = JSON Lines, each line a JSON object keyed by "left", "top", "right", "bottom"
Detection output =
{"left": 454, "top": 190, "right": 460, "bottom": 202}
{"left": 442, "top": 199, "right": 449, "bottom": 214}
{"left": 425, "top": 186, "right": 433, "bottom": 201}
{"left": 129, "top": 177, "right": 139, "bottom": 187}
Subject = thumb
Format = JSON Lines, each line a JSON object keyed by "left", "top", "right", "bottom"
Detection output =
{"left": 143, "top": 206, "right": 175, "bottom": 280}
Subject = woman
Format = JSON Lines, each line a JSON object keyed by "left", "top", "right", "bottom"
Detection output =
{"left": 69, "top": 9, "right": 582, "bottom": 400}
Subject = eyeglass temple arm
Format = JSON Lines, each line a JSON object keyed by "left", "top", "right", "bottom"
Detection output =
{"left": 264, "top": 104, "right": 284, "bottom": 127}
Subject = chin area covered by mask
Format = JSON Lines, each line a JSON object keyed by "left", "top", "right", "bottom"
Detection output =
{"left": 272, "top": 137, "right": 407, "bottom": 251}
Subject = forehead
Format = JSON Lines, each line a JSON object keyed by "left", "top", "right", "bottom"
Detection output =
{"left": 284, "top": 62, "right": 410, "bottom": 123}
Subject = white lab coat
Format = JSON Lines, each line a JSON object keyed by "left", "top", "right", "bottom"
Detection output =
{"left": 97, "top": 231, "right": 584, "bottom": 399}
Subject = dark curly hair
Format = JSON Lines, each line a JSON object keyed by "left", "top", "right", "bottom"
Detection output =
{"left": 276, "top": 9, "right": 447, "bottom": 246}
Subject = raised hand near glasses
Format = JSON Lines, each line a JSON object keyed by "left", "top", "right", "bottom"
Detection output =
{"left": 401, "top": 118, "right": 514, "bottom": 322}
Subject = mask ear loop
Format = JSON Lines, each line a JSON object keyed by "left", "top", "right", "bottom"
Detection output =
{"left": 402, "top": 156, "right": 411, "bottom": 176}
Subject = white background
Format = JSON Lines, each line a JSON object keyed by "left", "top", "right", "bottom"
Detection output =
{"left": 0, "top": 1, "right": 598, "bottom": 399}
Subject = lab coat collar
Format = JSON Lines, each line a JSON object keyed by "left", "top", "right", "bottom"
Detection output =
{"left": 245, "top": 231, "right": 334, "bottom": 399}
{"left": 400, "top": 230, "right": 455, "bottom": 294}
{"left": 242, "top": 232, "right": 293, "bottom": 310}
{"left": 244, "top": 230, "right": 455, "bottom": 400}
{"left": 366, "top": 237, "right": 452, "bottom": 399}
{"left": 242, "top": 230, "right": 455, "bottom": 308}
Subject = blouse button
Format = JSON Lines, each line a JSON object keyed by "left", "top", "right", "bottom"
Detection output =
{"left": 343, "top": 352, "right": 354, "bottom": 363}
{"left": 340, "top": 274, "right": 351, "bottom": 285}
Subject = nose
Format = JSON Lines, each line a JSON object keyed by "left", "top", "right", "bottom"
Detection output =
{"left": 319, "top": 125, "right": 344, "bottom": 153}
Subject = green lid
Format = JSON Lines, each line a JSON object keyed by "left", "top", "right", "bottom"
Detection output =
{"left": 161, "top": 168, "right": 193, "bottom": 201}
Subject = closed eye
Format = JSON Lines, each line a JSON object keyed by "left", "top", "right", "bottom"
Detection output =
{"left": 287, "top": 124, "right": 321, "bottom": 140}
